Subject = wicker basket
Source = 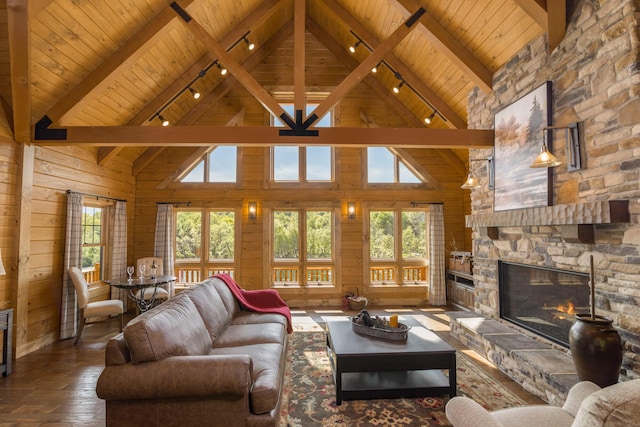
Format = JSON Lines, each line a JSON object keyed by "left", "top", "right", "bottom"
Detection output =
{"left": 346, "top": 287, "right": 367, "bottom": 310}
{"left": 351, "top": 318, "right": 410, "bottom": 341}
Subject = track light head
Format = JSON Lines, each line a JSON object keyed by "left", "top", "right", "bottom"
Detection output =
{"left": 393, "top": 81, "right": 404, "bottom": 94}
{"left": 189, "top": 87, "right": 201, "bottom": 100}
{"left": 158, "top": 115, "right": 169, "bottom": 127}
{"left": 371, "top": 62, "right": 381, "bottom": 74}
{"left": 216, "top": 63, "right": 227, "bottom": 75}
{"left": 349, "top": 40, "right": 361, "bottom": 53}
{"left": 243, "top": 36, "right": 255, "bottom": 51}
{"left": 424, "top": 112, "right": 436, "bottom": 125}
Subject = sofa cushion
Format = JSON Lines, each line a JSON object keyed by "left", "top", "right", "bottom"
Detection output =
{"left": 210, "top": 342, "right": 286, "bottom": 415}
{"left": 232, "top": 311, "right": 288, "bottom": 329}
{"left": 215, "top": 323, "right": 286, "bottom": 348}
{"left": 572, "top": 379, "right": 640, "bottom": 426}
{"left": 186, "top": 281, "right": 234, "bottom": 340}
{"left": 124, "top": 295, "right": 212, "bottom": 363}
{"left": 209, "top": 277, "right": 241, "bottom": 318}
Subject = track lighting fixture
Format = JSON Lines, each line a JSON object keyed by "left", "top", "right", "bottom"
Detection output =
{"left": 243, "top": 36, "right": 255, "bottom": 51}
{"left": 158, "top": 115, "right": 169, "bottom": 127}
{"left": 393, "top": 81, "right": 404, "bottom": 94}
{"left": 349, "top": 40, "right": 361, "bottom": 53}
{"left": 424, "top": 112, "right": 436, "bottom": 125}
{"left": 217, "top": 63, "right": 228, "bottom": 76}
{"left": 371, "top": 62, "right": 381, "bottom": 73}
{"left": 189, "top": 87, "right": 200, "bottom": 100}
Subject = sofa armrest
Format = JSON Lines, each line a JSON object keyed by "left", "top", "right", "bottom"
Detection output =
{"left": 561, "top": 380, "right": 600, "bottom": 418}
{"left": 96, "top": 354, "right": 252, "bottom": 400}
{"left": 445, "top": 396, "right": 505, "bottom": 427}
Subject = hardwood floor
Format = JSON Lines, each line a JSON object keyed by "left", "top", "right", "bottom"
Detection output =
{"left": 0, "top": 307, "right": 542, "bottom": 426}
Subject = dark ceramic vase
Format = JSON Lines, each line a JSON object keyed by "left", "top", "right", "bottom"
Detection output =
{"left": 569, "top": 314, "right": 623, "bottom": 388}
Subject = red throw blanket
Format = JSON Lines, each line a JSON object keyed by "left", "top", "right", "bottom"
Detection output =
{"left": 213, "top": 273, "right": 293, "bottom": 333}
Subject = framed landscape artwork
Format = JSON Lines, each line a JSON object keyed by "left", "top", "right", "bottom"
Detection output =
{"left": 494, "top": 81, "right": 553, "bottom": 211}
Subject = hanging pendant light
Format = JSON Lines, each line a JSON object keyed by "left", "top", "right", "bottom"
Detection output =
{"left": 531, "top": 132, "right": 562, "bottom": 168}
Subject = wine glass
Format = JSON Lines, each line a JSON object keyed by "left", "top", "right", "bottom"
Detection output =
{"left": 138, "top": 264, "right": 146, "bottom": 280}
{"left": 126, "top": 266, "right": 134, "bottom": 281}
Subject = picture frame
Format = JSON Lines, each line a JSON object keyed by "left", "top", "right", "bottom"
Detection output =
{"left": 494, "top": 81, "right": 552, "bottom": 211}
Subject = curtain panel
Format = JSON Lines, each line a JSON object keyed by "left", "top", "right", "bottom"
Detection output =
{"left": 428, "top": 204, "right": 446, "bottom": 306}
{"left": 155, "top": 204, "right": 175, "bottom": 295}
{"left": 108, "top": 201, "right": 128, "bottom": 306}
{"left": 60, "top": 192, "right": 83, "bottom": 340}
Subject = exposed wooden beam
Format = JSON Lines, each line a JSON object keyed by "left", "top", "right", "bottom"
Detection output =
{"left": 97, "top": 0, "right": 283, "bottom": 166}
{"left": 389, "top": 0, "right": 493, "bottom": 93}
{"left": 173, "top": 3, "right": 289, "bottom": 124}
{"left": 308, "top": 18, "right": 424, "bottom": 128}
{"left": 14, "top": 143, "right": 34, "bottom": 357}
{"left": 514, "top": 0, "right": 565, "bottom": 52}
{"left": 177, "top": 20, "right": 294, "bottom": 126}
{"left": 388, "top": 147, "right": 444, "bottom": 191}
{"left": 33, "top": 126, "right": 494, "bottom": 148}
{"left": 319, "top": 0, "right": 466, "bottom": 129}
{"left": 293, "top": 0, "right": 306, "bottom": 113}
{"left": 546, "top": 0, "right": 566, "bottom": 52}
{"left": 309, "top": 6, "right": 425, "bottom": 126}
{"left": 514, "top": 0, "right": 548, "bottom": 29}
{"left": 45, "top": 0, "right": 198, "bottom": 125}
{"left": 7, "top": 0, "right": 31, "bottom": 143}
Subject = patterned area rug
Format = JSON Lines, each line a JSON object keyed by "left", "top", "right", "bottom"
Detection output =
{"left": 279, "top": 320, "right": 526, "bottom": 426}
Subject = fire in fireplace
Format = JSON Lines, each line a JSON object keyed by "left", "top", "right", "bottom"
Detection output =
{"left": 499, "top": 261, "right": 590, "bottom": 347}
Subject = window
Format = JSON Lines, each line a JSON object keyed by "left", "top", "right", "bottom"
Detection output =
{"left": 272, "top": 104, "right": 333, "bottom": 183}
{"left": 272, "top": 209, "right": 334, "bottom": 287}
{"left": 181, "top": 146, "right": 237, "bottom": 183}
{"left": 367, "top": 147, "right": 421, "bottom": 183}
{"left": 175, "top": 209, "right": 236, "bottom": 283}
{"left": 368, "top": 209, "right": 428, "bottom": 285}
{"left": 82, "top": 206, "right": 105, "bottom": 283}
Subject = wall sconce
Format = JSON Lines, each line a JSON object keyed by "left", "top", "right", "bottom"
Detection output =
{"left": 531, "top": 122, "right": 583, "bottom": 171}
{"left": 248, "top": 202, "right": 257, "bottom": 220}
{"left": 461, "top": 155, "right": 494, "bottom": 190}
{"left": 347, "top": 202, "right": 356, "bottom": 220}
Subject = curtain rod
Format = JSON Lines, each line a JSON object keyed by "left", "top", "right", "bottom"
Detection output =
{"left": 157, "top": 201, "right": 191, "bottom": 206}
{"left": 410, "top": 202, "right": 443, "bottom": 206}
{"left": 66, "top": 189, "right": 126, "bottom": 203}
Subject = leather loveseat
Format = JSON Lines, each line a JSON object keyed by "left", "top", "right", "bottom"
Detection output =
{"left": 96, "top": 275, "right": 290, "bottom": 427}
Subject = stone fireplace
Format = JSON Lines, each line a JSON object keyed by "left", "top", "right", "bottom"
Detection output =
{"left": 463, "top": 0, "right": 640, "bottom": 385}
{"left": 499, "top": 261, "right": 589, "bottom": 347}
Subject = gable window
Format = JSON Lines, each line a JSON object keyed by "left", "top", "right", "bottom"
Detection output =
{"left": 175, "top": 209, "right": 237, "bottom": 283}
{"left": 367, "top": 147, "right": 421, "bottom": 184}
{"left": 367, "top": 209, "right": 428, "bottom": 286}
{"left": 271, "top": 209, "right": 334, "bottom": 288}
{"left": 271, "top": 104, "right": 334, "bottom": 183}
{"left": 181, "top": 146, "right": 238, "bottom": 183}
{"left": 82, "top": 206, "right": 105, "bottom": 283}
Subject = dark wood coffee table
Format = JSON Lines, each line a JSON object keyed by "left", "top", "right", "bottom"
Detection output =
{"left": 325, "top": 317, "right": 456, "bottom": 404}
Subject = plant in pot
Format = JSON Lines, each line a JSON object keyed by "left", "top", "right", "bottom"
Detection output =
{"left": 568, "top": 255, "right": 623, "bottom": 388}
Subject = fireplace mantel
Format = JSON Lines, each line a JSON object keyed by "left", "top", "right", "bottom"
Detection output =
{"left": 465, "top": 200, "right": 630, "bottom": 243}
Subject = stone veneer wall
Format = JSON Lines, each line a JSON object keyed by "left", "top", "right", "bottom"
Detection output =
{"left": 466, "top": 0, "right": 640, "bottom": 381}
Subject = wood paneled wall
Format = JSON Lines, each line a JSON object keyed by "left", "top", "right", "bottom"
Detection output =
{"left": 2, "top": 144, "right": 136, "bottom": 357}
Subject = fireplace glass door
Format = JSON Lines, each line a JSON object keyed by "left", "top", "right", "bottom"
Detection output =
{"left": 499, "top": 261, "right": 589, "bottom": 347}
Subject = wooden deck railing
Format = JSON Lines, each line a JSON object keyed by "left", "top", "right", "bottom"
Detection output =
{"left": 82, "top": 264, "right": 100, "bottom": 283}
{"left": 370, "top": 266, "right": 428, "bottom": 284}
{"left": 174, "top": 265, "right": 234, "bottom": 284}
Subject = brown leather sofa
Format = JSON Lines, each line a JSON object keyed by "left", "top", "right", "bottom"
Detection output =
{"left": 96, "top": 276, "right": 289, "bottom": 427}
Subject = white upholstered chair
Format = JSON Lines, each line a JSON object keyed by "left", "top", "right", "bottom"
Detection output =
{"left": 445, "top": 379, "right": 640, "bottom": 427}
{"left": 134, "top": 257, "right": 171, "bottom": 304}
{"left": 69, "top": 266, "right": 124, "bottom": 344}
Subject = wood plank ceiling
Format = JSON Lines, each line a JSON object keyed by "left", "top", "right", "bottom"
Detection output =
{"left": 0, "top": 0, "right": 564, "bottom": 170}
